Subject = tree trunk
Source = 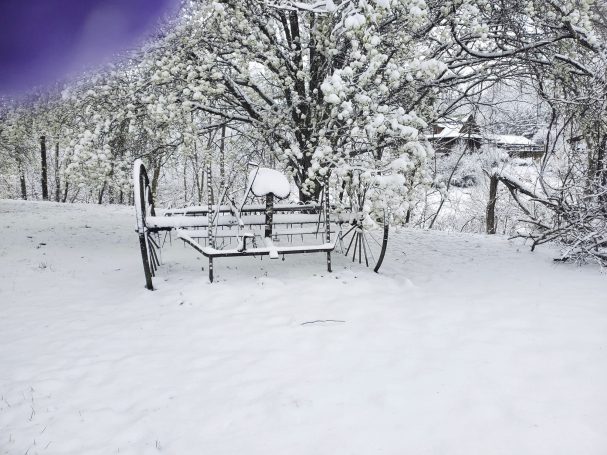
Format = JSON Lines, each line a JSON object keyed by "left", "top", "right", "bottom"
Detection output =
{"left": 40, "top": 135, "right": 49, "bottom": 200}
{"left": 62, "top": 181, "right": 69, "bottom": 203}
{"left": 98, "top": 182, "right": 106, "bottom": 204}
{"left": 183, "top": 160, "right": 188, "bottom": 204}
{"left": 199, "top": 168, "right": 205, "bottom": 204}
{"left": 18, "top": 158, "right": 27, "bottom": 200}
{"left": 219, "top": 124, "right": 226, "bottom": 192}
{"left": 54, "top": 142, "right": 61, "bottom": 202}
{"left": 598, "top": 135, "right": 607, "bottom": 185}
{"left": 69, "top": 187, "right": 80, "bottom": 203}
{"left": 596, "top": 134, "right": 607, "bottom": 215}
{"left": 193, "top": 153, "right": 203, "bottom": 204}
{"left": 486, "top": 173, "right": 499, "bottom": 234}
{"left": 151, "top": 161, "right": 161, "bottom": 200}
{"left": 108, "top": 185, "right": 115, "bottom": 204}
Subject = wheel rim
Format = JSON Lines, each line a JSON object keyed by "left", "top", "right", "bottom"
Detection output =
{"left": 339, "top": 209, "right": 388, "bottom": 272}
{"left": 135, "top": 161, "right": 159, "bottom": 289}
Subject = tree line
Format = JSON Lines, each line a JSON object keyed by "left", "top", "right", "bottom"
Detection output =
{"left": 1, "top": 0, "right": 606, "bottom": 263}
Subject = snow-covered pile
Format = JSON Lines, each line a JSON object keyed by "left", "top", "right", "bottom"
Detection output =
{"left": 1, "top": 200, "right": 606, "bottom": 455}
{"left": 249, "top": 167, "right": 291, "bottom": 199}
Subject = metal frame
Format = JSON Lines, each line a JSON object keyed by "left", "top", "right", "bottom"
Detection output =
{"left": 133, "top": 160, "right": 388, "bottom": 288}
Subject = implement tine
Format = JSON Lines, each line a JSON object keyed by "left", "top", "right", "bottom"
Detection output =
{"left": 345, "top": 228, "right": 357, "bottom": 256}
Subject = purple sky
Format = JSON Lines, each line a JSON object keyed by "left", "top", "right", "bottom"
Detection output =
{"left": 0, "top": 0, "right": 178, "bottom": 96}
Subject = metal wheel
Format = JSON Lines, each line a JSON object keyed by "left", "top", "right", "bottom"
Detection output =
{"left": 339, "top": 209, "right": 388, "bottom": 272}
{"left": 335, "top": 168, "right": 390, "bottom": 272}
{"left": 134, "top": 160, "right": 160, "bottom": 290}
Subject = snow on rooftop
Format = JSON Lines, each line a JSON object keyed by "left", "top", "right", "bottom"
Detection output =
{"left": 431, "top": 125, "right": 462, "bottom": 138}
{"left": 493, "top": 134, "right": 534, "bottom": 145}
{"left": 426, "top": 125, "right": 482, "bottom": 140}
{"left": 426, "top": 131, "right": 534, "bottom": 144}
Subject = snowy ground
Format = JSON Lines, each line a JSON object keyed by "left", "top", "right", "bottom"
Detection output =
{"left": 1, "top": 199, "right": 606, "bottom": 455}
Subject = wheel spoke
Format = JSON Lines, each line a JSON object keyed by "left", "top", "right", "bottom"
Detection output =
{"left": 362, "top": 233, "right": 375, "bottom": 264}
{"left": 148, "top": 239, "right": 159, "bottom": 268}
{"left": 340, "top": 223, "right": 358, "bottom": 239}
{"left": 148, "top": 234, "right": 160, "bottom": 249}
{"left": 147, "top": 239, "right": 159, "bottom": 275}
{"left": 361, "top": 233, "right": 369, "bottom": 267}
{"left": 367, "top": 229, "right": 383, "bottom": 247}
{"left": 345, "top": 228, "right": 357, "bottom": 256}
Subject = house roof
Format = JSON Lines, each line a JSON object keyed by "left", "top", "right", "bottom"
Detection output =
{"left": 426, "top": 125, "right": 482, "bottom": 140}
{"left": 492, "top": 135, "right": 534, "bottom": 146}
{"left": 427, "top": 113, "right": 482, "bottom": 140}
{"left": 430, "top": 125, "right": 462, "bottom": 138}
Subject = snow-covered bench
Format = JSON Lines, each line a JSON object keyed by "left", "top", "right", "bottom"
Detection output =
{"left": 133, "top": 160, "right": 340, "bottom": 287}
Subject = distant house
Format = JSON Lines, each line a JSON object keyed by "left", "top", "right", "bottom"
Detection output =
{"left": 489, "top": 134, "right": 544, "bottom": 159}
{"left": 427, "top": 114, "right": 544, "bottom": 158}
{"left": 426, "top": 114, "right": 482, "bottom": 152}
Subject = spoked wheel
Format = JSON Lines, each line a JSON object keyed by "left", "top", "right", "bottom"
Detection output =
{"left": 134, "top": 160, "right": 161, "bottom": 290}
{"left": 335, "top": 167, "right": 390, "bottom": 272}
{"left": 339, "top": 209, "right": 389, "bottom": 273}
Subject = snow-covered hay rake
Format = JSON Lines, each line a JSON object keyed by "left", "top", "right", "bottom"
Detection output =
{"left": 133, "top": 159, "right": 388, "bottom": 288}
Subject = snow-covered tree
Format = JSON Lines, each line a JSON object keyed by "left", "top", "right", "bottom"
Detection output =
{"left": 136, "top": 0, "right": 451, "bottom": 222}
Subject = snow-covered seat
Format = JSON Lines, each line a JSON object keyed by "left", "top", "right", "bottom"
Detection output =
{"left": 243, "top": 167, "right": 294, "bottom": 247}
{"left": 134, "top": 160, "right": 339, "bottom": 285}
{"left": 248, "top": 168, "right": 291, "bottom": 199}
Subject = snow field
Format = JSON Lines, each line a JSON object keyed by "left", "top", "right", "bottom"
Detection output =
{"left": 1, "top": 200, "right": 606, "bottom": 454}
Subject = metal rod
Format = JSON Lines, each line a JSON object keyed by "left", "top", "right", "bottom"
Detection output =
{"left": 345, "top": 228, "right": 357, "bottom": 256}
{"left": 207, "top": 159, "right": 215, "bottom": 282}
{"left": 324, "top": 176, "right": 332, "bottom": 273}
{"left": 361, "top": 233, "right": 369, "bottom": 267}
